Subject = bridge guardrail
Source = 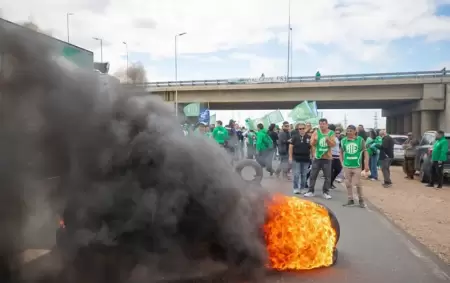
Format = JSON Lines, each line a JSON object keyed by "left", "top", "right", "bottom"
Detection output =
{"left": 130, "top": 69, "right": 448, "bottom": 88}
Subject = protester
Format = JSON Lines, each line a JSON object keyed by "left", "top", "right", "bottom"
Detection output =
{"left": 289, "top": 123, "right": 311, "bottom": 194}
{"left": 212, "top": 120, "right": 229, "bottom": 146}
{"left": 276, "top": 121, "right": 291, "bottom": 179}
{"left": 268, "top": 124, "right": 279, "bottom": 161}
{"left": 375, "top": 129, "right": 394, "bottom": 188}
{"left": 340, "top": 125, "right": 369, "bottom": 207}
{"left": 366, "top": 129, "right": 381, "bottom": 181}
{"left": 304, "top": 118, "right": 336, "bottom": 199}
{"left": 358, "top": 124, "right": 368, "bottom": 172}
{"left": 426, "top": 130, "right": 448, "bottom": 189}
{"left": 256, "top": 123, "right": 274, "bottom": 175}
{"left": 236, "top": 126, "right": 245, "bottom": 159}
{"left": 402, "top": 132, "right": 419, "bottom": 179}
{"left": 245, "top": 129, "right": 257, "bottom": 159}
{"left": 225, "top": 119, "right": 239, "bottom": 159}
{"left": 328, "top": 124, "right": 342, "bottom": 189}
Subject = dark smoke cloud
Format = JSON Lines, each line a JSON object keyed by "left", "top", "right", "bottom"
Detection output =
{"left": 0, "top": 24, "right": 268, "bottom": 282}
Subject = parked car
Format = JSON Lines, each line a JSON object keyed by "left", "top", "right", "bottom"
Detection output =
{"left": 391, "top": 134, "right": 408, "bottom": 163}
{"left": 414, "top": 131, "right": 450, "bottom": 183}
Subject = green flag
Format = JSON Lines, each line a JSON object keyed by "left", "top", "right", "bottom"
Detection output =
{"left": 288, "top": 101, "right": 315, "bottom": 122}
{"left": 261, "top": 115, "right": 271, "bottom": 128}
{"left": 266, "top": 110, "right": 284, "bottom": 124}
{"left": 210, "top": 114, "right": 216, "bottom": 125}
{"left": 183, "top": 103, "right": 200, "bottom": 117}
{"left": 307, "top": 101, "right": 318, "bottom": 117}
{"left": 305, "top": 117, "right": 320, "bottom": 127}
{"left": 245, "top": 118, "right": 256, "bottom": 130}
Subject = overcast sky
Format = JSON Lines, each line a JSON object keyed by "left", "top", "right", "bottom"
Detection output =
{"left": 1, "top": 0, "right": 449, "bottom": 128}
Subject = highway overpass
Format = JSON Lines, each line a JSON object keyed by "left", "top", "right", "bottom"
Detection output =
{"left": 128, "top": 70, "right": 450, "bottom": 137}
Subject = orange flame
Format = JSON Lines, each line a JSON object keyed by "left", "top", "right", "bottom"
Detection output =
{"left": 264, "top": 194, "right": 337, "bottom": 271}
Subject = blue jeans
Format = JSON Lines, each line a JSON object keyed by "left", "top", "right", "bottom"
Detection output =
{"left": 369, "top": 154, "right": 379, "bottom": 179}
{"left": 292, "top": 161, "right": 310, "bottom": 190}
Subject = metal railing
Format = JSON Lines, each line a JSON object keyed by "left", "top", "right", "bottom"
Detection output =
{"left": 132, "top": 69, "right": 448, "bottom": 88}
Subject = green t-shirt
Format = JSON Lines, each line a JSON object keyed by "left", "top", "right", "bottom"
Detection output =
{"left": 247, "top": 132, "right": 256, "bottom": 145}
{"left": 341, "top": 136, "right": 364, "bottom": 168}
{"left": 315, "top": 130, "right": 334, "bottom": 159}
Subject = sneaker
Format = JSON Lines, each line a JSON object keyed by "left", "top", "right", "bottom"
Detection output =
{"left": 293, "top": 189, "right": 301, "bottom": 194}
{"left": 382, "top": 183, "right": 392, "bottom": 188}
{"left": 303, "top": 192, "right": 315, "bottom": 197}
{"left": 436, "top": 186, "right": 443, "bottom": 189}
{"left": 370, "top": 178, "right": 377, "bottom": 181}
{"left": 425, "top": 184, "right": 434, "bottom": 188}
{"left": 299, "top": 189, "right": 307, "bottom": 194}
{"left": 343, "top": 199, "right": 355, "bottom": 206}
{"left": 335, "top": 178, "right": 343, "bottom": 183}
{"left": 323, "top": 193, "right": 332, "bottom": 200}
{"left": 359, "top": 200, "right": 366, "bottom": 208}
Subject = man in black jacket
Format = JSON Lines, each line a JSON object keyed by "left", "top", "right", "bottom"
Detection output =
{"left": 289, "top": 122, "right": 311, "bottom": 194}
{"left": 276, "top": 121, "right": 291, "bottom": 179}
{"left": 376, "top": 129, "right": 394, "bottom": 188}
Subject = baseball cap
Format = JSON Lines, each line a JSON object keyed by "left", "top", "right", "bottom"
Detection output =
{"left": 199, "top": 122, "right": 208, "bottom": 126}
{"left": 347, "top": 125, "right": 356, "bottom": 130}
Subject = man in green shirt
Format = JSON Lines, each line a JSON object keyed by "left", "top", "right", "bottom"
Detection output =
{"left": 212, "top": 120, "right": 229, "bottom": 146}
{"left": 246, "top": 129, "right": 257, "bottom": 159}
{"left": 256, "top": 123, "right": 274, "bottom": 175}
{"left": 426, "top": 130, "right": 448, "bottom": 189}
{"left": 304, "top": 118, "right": 336, "bottom": 200}
{"left": 340, "top": 125, "right": 369, "bottom": 207}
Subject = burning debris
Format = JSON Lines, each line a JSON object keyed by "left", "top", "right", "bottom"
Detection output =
{"left": 264, "top": 195, "right": 339, "bottom": 271}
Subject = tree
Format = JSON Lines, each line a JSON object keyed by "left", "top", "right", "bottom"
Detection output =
{"left": 113, "top": 62, "right": 147, "bottom": 84}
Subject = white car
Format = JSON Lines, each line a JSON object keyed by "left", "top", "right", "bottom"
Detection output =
{"left": 391, "top": 134, "right": 408, "bottom": 162}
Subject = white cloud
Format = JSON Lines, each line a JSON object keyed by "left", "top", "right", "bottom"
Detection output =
{"left": 229, "top": 52, "right": 286, "bottom": 77}
{"left": 0, "top": 0, "right": 449, "bottom": 78}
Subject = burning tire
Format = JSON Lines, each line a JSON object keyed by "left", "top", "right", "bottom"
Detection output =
{"left": 264, "top": 195, "right": 340, "bottom": 271}
{"left": 234, "top": 159, "right": 263, "bottom": 185}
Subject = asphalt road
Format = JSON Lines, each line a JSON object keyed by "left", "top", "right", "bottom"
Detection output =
{"left": 261, "top": 169, "right": 450, "bottom": 283}
{"left": 17, "top": 166, "right": 450, "bottom": 283}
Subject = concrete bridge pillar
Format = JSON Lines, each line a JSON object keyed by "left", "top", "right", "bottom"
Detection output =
{"left": 403, "top": 113, "right": 412, "bottom": 134}
{"left": 385, "top": 117, "right": 392, "bottom": 133}
{"left": 396, "top": 115, "right": 404, "bottom": 134}
{"left": 390, "top": 116, "right": 397, "bottom": 134}
{"left": 412, "top": 111, "right": 421, "bottom": 138}
{"left": 420, "top": 110, "right": 437, "bottom": 133}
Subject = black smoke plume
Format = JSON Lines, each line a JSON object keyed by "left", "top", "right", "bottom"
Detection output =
{"left": 0, "top": 24, "right": 269, "bottom": 282}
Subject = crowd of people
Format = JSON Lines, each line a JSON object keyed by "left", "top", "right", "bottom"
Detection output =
{"left": 184, "top": 117, "right": 448, "bottom": 206}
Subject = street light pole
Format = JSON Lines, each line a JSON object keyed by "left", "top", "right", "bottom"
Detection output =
{"left": 123, "top": 41, "right": 129, "bottom": 83}
{"left": 93, "top": 37, "right": 103, "bottom": 62}
{"left": 286, "top": 0, "right": 291, "bottom": 81}
{"left": 290, "top": 27, "right": 293, "bottom": 77}
{"left": 66, "top": 13, "right": 73, "bottom": 43}
{"left": 174, "top": 32, "right": 186, "bottom": 116}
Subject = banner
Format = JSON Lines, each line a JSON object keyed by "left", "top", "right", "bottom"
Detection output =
{"left": 266, "top": 110, "right": 284, "bottom": 124}
{"left": 198, "top": 108, "right": 210, "bottom": 124}
{"left": 288, "top": 101, "right": 315, "bottom": 122}
{"left": 210, "top": 114, "right": 216, "bottom": 125}
{"left": 183, "top": 103, "right": 201, "bottom": 117}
